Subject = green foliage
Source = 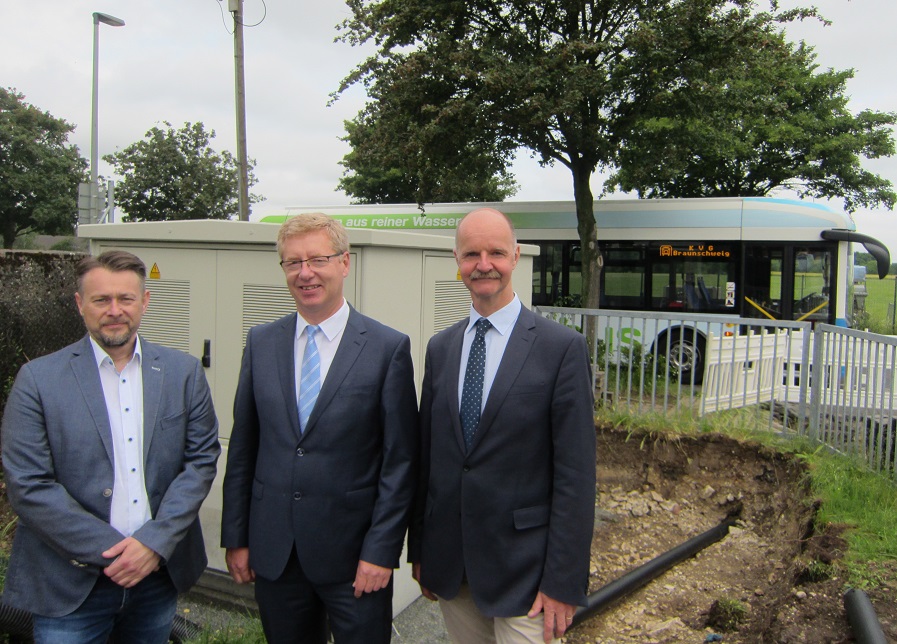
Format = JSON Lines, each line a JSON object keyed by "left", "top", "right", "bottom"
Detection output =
{"left": 338, "top": 98, "right": 518, "bottom": 204}
{"left": 707, "top": 597, "right": 748, "bottom": 632}
{"left": 0, "top": 87, "right": 88, "bottom": 248}
{"left": 104, "top": 122, "right": 264, "bottom": 222}
{"left": 808, "top": 453, "right": 897, "bottom": 567}
{"left": 336, "top": 0, "right": 847, "bottom": 309}
{"left": 606, "top": 6, "right": 896, "bottom": 212}
{"left": 183, "top": 613, "right": 266, "bottom": 644}
{"left": 0, "top": 251, "right": 85, "bottom": 414}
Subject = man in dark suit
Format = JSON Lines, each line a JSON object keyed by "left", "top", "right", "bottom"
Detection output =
{"left": 1, "top": 250, "right": 220, "bottom": 644}
{"left": 221, "top": 213, "right": 418, "bottom": 643}
{"left": 409, "top": 208, "right": 596, "bottom": 643}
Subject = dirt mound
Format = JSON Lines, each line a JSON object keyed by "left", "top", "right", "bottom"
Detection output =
{"left": 568, "top": 425, "right": 897, "bottom": 643}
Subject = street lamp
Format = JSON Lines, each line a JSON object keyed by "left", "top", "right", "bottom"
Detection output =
{"left": 90, "top": 11, "right": 125, "bottom": 223}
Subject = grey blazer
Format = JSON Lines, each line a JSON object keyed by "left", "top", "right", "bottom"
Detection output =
{"left": 409, "top": 306, "right": 596, "bottom": 617}
{"left": 220, "top": 306, "right": 419, "bottom": 584}
{"left": 1, "top": 335, "right": 220, "bottom": 617}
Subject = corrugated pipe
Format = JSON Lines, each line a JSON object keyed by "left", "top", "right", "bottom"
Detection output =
{"left": 0, "top": 600, "right": 203, "bottom": 642}
{"left": 844, "top": 588, "right": 888, "bottom": 644}
{"left": 572, "top": 509, "right": 741, "bottom": 626}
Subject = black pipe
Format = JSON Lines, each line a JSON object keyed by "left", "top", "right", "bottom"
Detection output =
{"left": 0, "top": 601, "right": 32, "bottom": 638}
{"left": 844, "top": 588, "right": 888, "bottom": 644}
{"left": 572, "top": 510, "right": 741, "bottom": 626}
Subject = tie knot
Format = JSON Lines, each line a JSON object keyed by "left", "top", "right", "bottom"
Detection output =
{"left": 306, "top": 325, "right": 320, "bottom": 339}
{"left": 475, "top": 318, "right": 492, "bottom": 337}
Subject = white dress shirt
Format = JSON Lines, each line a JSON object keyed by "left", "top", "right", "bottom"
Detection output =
{"left": 89, "top": 335, "right": 152, "bottom": 537}
{"left": 458, "top": 295, "right": 522, "bottom": 413}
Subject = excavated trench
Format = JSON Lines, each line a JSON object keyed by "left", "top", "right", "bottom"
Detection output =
{"left": 567, "top": 425, "right": 837, "bottom": 643}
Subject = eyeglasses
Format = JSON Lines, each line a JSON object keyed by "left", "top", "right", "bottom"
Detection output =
{"left": 279, "top": 253, "right": 343, "bottom": 272}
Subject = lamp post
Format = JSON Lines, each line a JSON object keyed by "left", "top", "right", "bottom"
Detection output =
{"left": 90, "top": 11, "right": 125, "bottom": 223}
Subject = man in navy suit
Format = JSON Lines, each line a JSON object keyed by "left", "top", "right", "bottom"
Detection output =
{"left": 221, "top": 213, "right": 418, "bottom": 643}
{"left": 410, "top": 208, "right": 596, "bottom": 643}
{"left": 1, "top": 250, "right": 220, "bottom": 644}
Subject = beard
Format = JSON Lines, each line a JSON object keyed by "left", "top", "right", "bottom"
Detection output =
{"left": 97, "top": 324, "right": 134, "bottom": 348}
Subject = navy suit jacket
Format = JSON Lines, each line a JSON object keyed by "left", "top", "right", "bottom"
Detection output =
{"left": 409, "top": 306, "right": 596, "bottom": 617}
{"left": 1, "top": 335, "right": 220, "bottom": 617}
{"left": 220, "top": 307, "right": 419, "bottom": 584}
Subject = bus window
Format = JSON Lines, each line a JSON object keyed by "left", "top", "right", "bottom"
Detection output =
{"left": 567, "top": 243, "right": 583, "bottom": 306}
{"left": 532, "top": 241, "right": 564, "bottom": 306}
{"left": 648, "top": 243, "right": 736, "bottom": 313}
{"left": 744, "top": 244, "right": 835, "bottom": 323}
{"left": 744, "top": 246, "right": 785, "bottom": 320}
{"left": 602, "top": 244, "right": 645, "bottom": 309}
{"left": 792, "top": 247, "right": 831, "bottom": 323}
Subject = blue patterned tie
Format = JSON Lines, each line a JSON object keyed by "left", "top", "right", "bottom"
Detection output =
{"left": 461, "top": 318, "right": 492, "bottom": 450}
{"left": 298, "top": 325, "right": 321, "bottom": 433}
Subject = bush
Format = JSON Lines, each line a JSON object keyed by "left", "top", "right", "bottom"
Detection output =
{"left": 0, "top": 251, "right": 86, "bottom": 416}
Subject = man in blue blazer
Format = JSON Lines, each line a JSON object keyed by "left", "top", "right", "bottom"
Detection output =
{"left": 1, "top": 250, "right": 220, "bottom": 643}
{"left": 409, "top": 208, "right": 596, "bottom": 643}
{"left": 221, "top": 213, "right": 418, "bottom": 643}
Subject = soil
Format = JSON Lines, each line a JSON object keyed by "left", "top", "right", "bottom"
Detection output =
{"left": 572, "top": 424, "right": 897, "bottom": 644}
{"left": 1, "top": 426, "right": 895, "bottom": 643}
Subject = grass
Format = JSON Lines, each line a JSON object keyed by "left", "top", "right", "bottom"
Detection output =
{"left": 182, "top": 614, "right": 267, "bottom": 644}
{"left": 595, "top": 403, "right": 897, "bottom": 589}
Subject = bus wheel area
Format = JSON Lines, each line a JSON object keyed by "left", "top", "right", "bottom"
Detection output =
{"left": 658, "top": 328, "right": 706, "bottom": 385}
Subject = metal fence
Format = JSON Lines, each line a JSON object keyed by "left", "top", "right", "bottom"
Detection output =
{"left": 536, "top": 306, "right": 897, "bottom": 482}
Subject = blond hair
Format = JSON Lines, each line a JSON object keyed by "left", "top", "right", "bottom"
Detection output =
{"left": 276, "top": 213, "right": 350, "bottom": 256}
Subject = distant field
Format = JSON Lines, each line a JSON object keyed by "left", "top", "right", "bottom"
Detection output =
{"left": 862, "top": 276, "right": 896, "bottom": 321}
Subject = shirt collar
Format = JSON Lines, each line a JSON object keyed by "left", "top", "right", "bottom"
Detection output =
{"left": 466, "top": 294, "right": 521, "bottom": 337}
{"left": 295, "top": 299, "right": 350, "bottom": 341}
{"left": 88, "top": 334, "right": 142, "bottom": 369}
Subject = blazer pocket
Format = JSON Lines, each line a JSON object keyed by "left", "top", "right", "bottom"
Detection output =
{"left": 513, "top": 504, "right": 550, "bottom": 530}
{"left": 346, "top": 485, "right": 376, "bottom": 509}
{"left": 160, "top": 409, "right": 187, "bottom": 430}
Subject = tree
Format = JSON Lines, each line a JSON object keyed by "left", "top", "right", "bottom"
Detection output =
{"left": 337, "top": 1, "right": 839, "bottom": 308}
{"left": 606, "top": 8, "right": 896, "bottom": 212}
{"left": 104, "top": 121, "right": 263, "bottom": 222}
{"left": 0, "top": 87, "right": 87, "bottom": 248}
{"left": 336, "top": 45, "right": 518, "bottom": 204}
{"left": 339, "top": 104, "right": 518, "bottom": 204}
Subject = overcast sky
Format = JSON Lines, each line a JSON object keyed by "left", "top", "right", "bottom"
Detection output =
{"left": 3, "top": 1, "right": 896, "bottom": 255}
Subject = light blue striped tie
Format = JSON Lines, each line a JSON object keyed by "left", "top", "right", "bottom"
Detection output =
{"left": 298, "top": 325, "right": 321, "bottom": 433}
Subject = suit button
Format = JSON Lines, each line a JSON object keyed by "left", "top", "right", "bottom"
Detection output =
{"left": 296, "top": 448, "right": 305, "bottom": 456}
{"left": 293, "top": 492, "right": 302, "bottom": 500}
{"left": 102, "top": 488, "right": 113, "bottom": 497}
{"left": 463, "top": 465, "right": 470, "bottom": 472}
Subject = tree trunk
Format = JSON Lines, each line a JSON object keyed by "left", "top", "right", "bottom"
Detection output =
{"left": 571, "top": 161, "right": 602, "bottom": 310}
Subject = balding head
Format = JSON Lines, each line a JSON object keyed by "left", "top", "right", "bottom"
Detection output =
{"left": 454, "top": 207, "right": 520, "bottom": 316}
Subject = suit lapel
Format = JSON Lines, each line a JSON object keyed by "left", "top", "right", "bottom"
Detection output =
{"left": 70, "top": 336, "right": 115, "bottom": 462}
{"left": 445, "top": 323, "right": 467, "bottom": 452}
{"left": 470, "top": 308, "right": 536, "bottom": 451}
{"left": 302, "top": 307, "right": 366, "bottom": 438}
{"left": 141, "top": 339, "right": 163, "bottom": 461}
{"left": 275, "top": 313, "right": 302, "bottom": 440}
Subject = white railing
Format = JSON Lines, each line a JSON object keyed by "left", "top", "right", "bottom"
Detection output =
{"left": 536, "top": 307, "right": 896, "bottom": 481}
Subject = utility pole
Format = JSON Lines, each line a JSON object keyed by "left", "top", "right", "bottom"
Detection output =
{"left": 230, "top": 0, "right": 250, "bottom": 221}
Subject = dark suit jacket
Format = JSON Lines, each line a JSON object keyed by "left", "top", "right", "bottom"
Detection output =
{"left": 0, "top": 335, "right": 220, "bottom": 617}
{"left": 220, "top": 307, "right": 419, "bottom": 584}
{"left": 409, "top": 306, "right": 596, "bottom": 617}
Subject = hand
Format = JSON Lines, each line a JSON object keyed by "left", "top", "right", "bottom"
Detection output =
{"left": 352, "top": 560, "right": 392, "bottom": 598}
{"left": 102, "top": 537, "right": 161, "bottom": 588}
{"left": 528, "top": 591, "right": 576, "bottom": 643}
{"left": 225, "top": 547, "right": 256, "bottom": 584}
{"left": 411, "top": 562, "right": 437, "bottom": 601}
